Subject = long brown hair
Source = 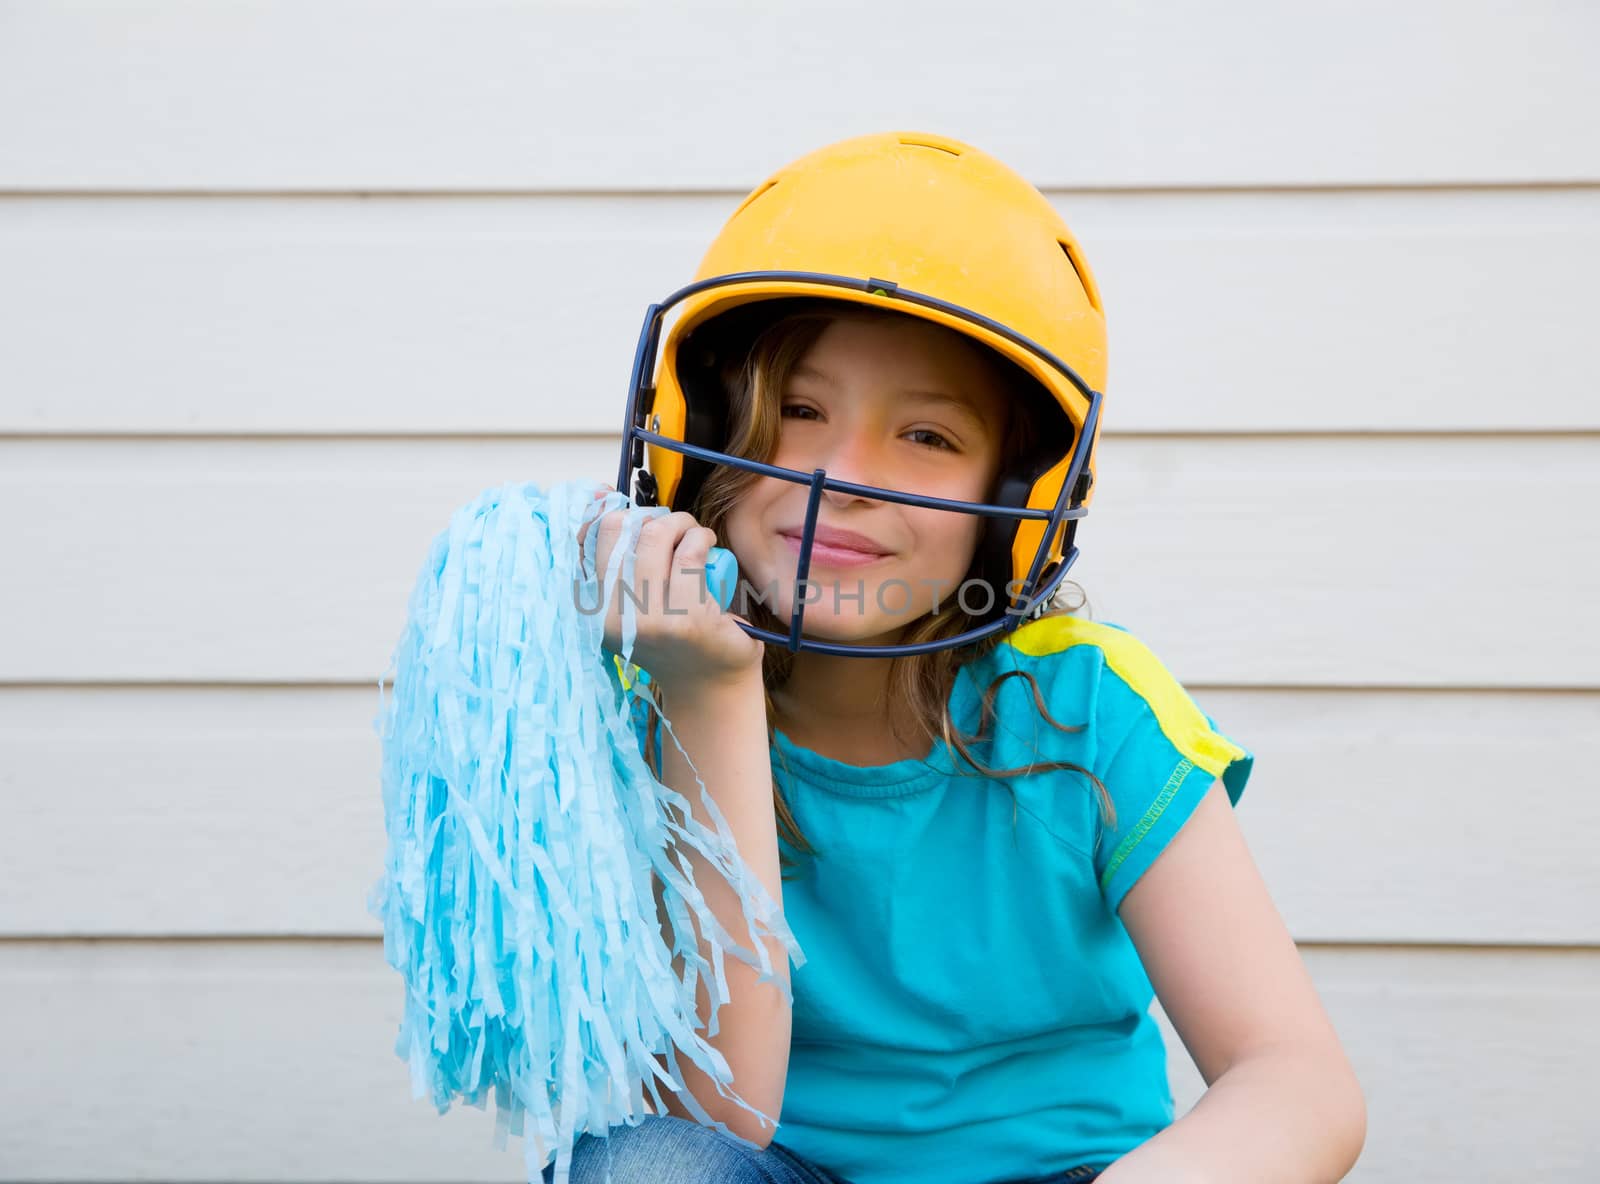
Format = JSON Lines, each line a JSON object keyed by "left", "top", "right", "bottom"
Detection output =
{"left": 643, "top": 302, "right": 1113, "bottom": 878}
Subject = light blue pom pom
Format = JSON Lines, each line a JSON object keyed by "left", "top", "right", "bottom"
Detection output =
{"left": 367, "top": 478, "right": 803, "bottom": 1184}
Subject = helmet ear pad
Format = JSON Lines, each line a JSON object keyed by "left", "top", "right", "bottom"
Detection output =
{"left": 665, "top": 333, "right": 730, "bottom": 515}
{"left": 970, "top": 368, "right": 1077, "bottom": 624}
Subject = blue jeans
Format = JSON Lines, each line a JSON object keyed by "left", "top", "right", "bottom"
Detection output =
{"left": 539, "top": 1114, "right": 1105, "bottom": 1183}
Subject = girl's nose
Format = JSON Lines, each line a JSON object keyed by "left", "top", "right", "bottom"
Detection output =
{"left": 815, "top": 432, "right": 884, "bottom": 507}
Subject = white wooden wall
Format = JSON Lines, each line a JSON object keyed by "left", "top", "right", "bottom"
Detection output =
{"left": 2, "top": 2, "right": 1597, "bottom": 1179}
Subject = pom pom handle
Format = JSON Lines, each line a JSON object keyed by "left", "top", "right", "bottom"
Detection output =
{"left": 704, "top": 545, "right": 738, "bottom": 611}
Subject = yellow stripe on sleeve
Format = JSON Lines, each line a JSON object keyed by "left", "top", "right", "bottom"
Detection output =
{"left": 1003, "top": 615, "right": 1247, "bottom": 778}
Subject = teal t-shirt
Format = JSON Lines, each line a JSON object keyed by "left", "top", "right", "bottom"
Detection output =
{"left": 761, "top": 614, "right": 1248, "bottom": 1177}
{"left": 627, "top": 613, "right": 1253, "bottom": 1184}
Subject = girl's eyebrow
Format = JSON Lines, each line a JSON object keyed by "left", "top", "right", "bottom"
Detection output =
{"left": 902, "top": 389, "right": 985, "bottom": 423}
{"left": 792, "top": 364, "right": 986, "bottom": 424}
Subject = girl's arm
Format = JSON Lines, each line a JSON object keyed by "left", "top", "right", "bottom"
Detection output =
{"left": 1098, "top": 780, "right": 1367, "bottom": 1184}
{"left": 646, "top": 667, "right": 793, "bottom": 1148}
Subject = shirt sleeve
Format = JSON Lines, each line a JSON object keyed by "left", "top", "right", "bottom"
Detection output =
{"left": 1088, "top": 625, "right": 1254, "bottom": 914}
{"left": 610, "top": 653, "right": 663, "bottom": 770}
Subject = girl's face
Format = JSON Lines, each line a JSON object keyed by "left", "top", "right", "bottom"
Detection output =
{"left": 723, "top": 314, "right": 1010, "bottom": 645}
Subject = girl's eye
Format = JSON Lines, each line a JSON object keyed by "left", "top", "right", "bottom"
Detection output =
{"left": 780, "top": 403, "right": 956, "bottom": 451}
{"left": 905, "top": 428, "right": 957, "bottom": 452}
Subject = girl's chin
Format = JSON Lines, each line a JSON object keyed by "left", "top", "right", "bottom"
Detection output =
{"left": 759, "top": 609, "right": 916, "bottom": 647}
{"left": 727, "top": 564, "right": 932, "bottom": 639}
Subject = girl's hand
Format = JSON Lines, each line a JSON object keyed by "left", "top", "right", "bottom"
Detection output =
{"left": 581, "top": 485, "right": 762, "bottom": 694}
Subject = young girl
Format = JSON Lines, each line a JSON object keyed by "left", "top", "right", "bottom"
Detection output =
{"left": 559, "top": 132, "right": 1365, "bottom": 1184}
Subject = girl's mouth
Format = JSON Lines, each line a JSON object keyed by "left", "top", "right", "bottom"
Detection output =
{"left": 779, "top": 533, "right": 892, "bottom": 569}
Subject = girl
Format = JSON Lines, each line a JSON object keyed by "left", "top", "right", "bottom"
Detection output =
{"left": 558, "top": 132, "right": 1366, "bottom": 1184}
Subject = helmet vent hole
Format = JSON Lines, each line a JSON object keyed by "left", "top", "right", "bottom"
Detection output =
{"left": 731, "top": 179, "right": 778, "bottom": 219}
{"left": 898, "top": 135, "right": 961, "bottom": 156}
{"left": 1059, "top": 240, "right": 1101, "bottom": 313}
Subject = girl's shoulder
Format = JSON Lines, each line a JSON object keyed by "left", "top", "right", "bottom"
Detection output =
{"left": 978, "top": 612, "right": 1255, "bottom": 910}
{"left": 964, "top": 611, "right": 1239, "bottom": 779}
{"left": 997, "top": 612, "right": 1147, "bottom": 665}
{"left": 952, "top": 613, "right": 1147, "bottom": 770}
{"left": 966, "top": 612, "right": 1155, "bottom": 699}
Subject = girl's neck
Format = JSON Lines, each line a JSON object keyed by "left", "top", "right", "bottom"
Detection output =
{"left": 772, "top": 651, "right": 933, "bottom": 765}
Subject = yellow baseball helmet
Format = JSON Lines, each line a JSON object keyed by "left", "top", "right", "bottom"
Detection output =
{"left": 615, "top": 130, "right": 1106, "bottom": 657}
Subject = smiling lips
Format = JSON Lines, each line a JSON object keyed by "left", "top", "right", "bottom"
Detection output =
{"left": 778, "top": 524, "right": 893, "bottom": 568}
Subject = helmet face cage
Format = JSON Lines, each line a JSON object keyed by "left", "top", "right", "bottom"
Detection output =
{"left": 616, "top": 270, "right": 1103, "bottom": 660}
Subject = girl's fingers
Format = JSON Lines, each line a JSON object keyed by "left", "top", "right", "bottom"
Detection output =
{"left": 632, "top": 512, "right": 698, "bottom": 583}
{"left": 628, "top": 515, "right": 712, "bottom": 618}
{"left": 583, "top": 509, "right": 721, "bottom": 650}
{"left": 669, "top": 526, "right": 718, "bottom": 611}
{"left": 674, "top": 524, "right": 713, "bottom": 552}
{"left": 673, "top": 525, "right": 717, "bottom": 571}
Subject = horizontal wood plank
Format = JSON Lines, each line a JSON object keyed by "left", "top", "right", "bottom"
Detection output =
{"left": 1, "top": 2, "right": 1595, "bottom": 190}
{"left": 0, "top": 940, "right": 1591, "bottom": 1180}
{"left": 0, "top": 686, "right": 1592, "bottom": 945}
{"left": 1, "top": 436, "right": 1592, "bottom": 686}
{"left": 1154, "top": 946, "right": 1599, "bottom": 1182}
{"left": 2, "top": 189, "right": 1595, "bottom": 434}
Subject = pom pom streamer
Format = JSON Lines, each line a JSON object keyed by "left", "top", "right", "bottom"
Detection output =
{"left": 367, "top": 477, "right": 804, "bottom": 1184}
